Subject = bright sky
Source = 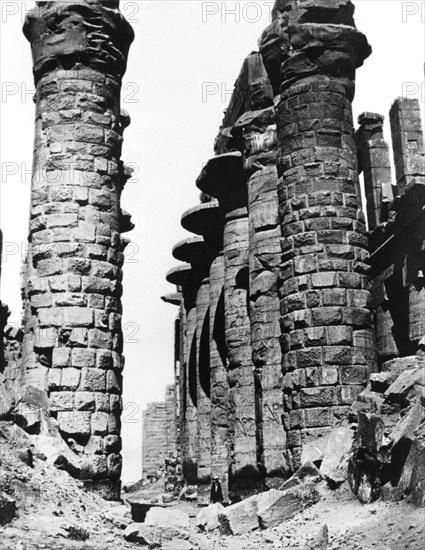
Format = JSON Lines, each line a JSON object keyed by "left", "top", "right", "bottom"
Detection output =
{"left": 0, "top": 0, "right": 424, "bottom": 483}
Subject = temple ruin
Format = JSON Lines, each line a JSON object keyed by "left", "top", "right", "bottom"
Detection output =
{"left": 144, "top": 0, "right": 425, "bottom": 504}
{"left": 0, "top": 0, "right": 423, "bottom": 517}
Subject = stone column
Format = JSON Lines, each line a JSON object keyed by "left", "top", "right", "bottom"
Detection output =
{"left": 142, "top": 402, "right": 167, "bottom": 481}
{"left": 208, "top": 252, "right": 229, "bottom": 501}
{"left": 198, "top": 153, "right": 261, "bottom": 497}
{"left": 356, "top": 113, "right": 394, "bottom": 230}
{"left": 260, "top": 0, "right": 376, "bottom": 468}
{"left": 234, "top": 105, "right": 286, "bottom": 479}
{"left": 165, "top": 384, "right": 177, "bottom": 458}
{"left": 181, "top": 200, "right": 226, "bottom": 501}
{"left": 172, "top": 237, "right": 216, "bottom": 501}
{"left": 390, "top": 98, "right": 425, "bottom": 350}
{"left": 390, "top": 98, "right": 425, "bottom": 195}
{"left": 356, "top": 113, "right": 396, "bottom": 364}
{"left": 166, "top": 264, "right": 198, "bottom": 486}
{"left": 22, "top": 0, "right": 134, "bottom": 499}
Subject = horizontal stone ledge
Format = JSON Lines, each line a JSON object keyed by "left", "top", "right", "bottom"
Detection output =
{"left": 161, "top": 293, "right": 182, "bottom": 306}
{"left": 165, "top": 264, "right": 191, "bottom": 286}
{"left": 180, "top": 201, "right": 222, "bottom": 239}
{"left": 172, "top": 236, "right": 209, "bottom": 264}
{"left": 196, "top": 152, "right": 245, "bottom": 200}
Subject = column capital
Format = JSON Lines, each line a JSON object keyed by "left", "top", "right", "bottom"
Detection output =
{"left": 23, "top": 1, "right": 134, "bottom": 84}
{"left": 196, "top": 152, "right": 247, "bottom": 211}
{"left": 259, "top": 0, "right": 371, "bottom": 99}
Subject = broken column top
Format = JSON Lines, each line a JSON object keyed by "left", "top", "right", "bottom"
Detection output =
{"left": 358, "top": 112, "right": 385, "bottom": 125}
{"left": 23, "top": 0, "right": 134, "bottom": 84}
{"left": 215, "top": 51, "right": 273, "bottom": 154}
{"left": 357, "top": 112, "right": 386, "bottom": 143}
{"left": 259, "top": 0, "right": 370, "bottom": 98}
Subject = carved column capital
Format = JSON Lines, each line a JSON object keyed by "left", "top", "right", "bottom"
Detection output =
{"left": 24, "top": 1, "right": 134, "bottom": 84}
{"left": 259, "top": 0, "right": 371, "bottom": 99}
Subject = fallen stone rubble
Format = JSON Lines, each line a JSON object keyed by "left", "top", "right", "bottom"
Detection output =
{"left": 348, "top": 357, "right": 425, "bottom": 506}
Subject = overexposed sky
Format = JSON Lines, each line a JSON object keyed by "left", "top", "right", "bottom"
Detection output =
{"left": 0, "top": 0, "right": 424, "bottom": 483}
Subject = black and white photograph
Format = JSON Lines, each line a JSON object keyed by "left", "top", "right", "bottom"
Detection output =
{"left": 0, "top": 0, "right": 424, "bottom": 548}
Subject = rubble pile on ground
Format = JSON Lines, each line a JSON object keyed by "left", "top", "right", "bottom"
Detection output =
{"left": 348, "top": 357, "right": 425, "bottom": 506}
{"left": 0, "top": 420, "right": 133, "bottom": 549}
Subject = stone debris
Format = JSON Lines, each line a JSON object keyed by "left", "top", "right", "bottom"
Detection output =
{"left": 349, "top": 360, "right": 425, "bottom": 505}
{"left": 218, "top": 489, "right": 283, "bottom": 535}
{"left": 196, "top": 502, "right": 224, "bottom": 532}
{"left": 161, "top": 540, "right": 194, "bottom": 550}
{"left": 145, "top": 506, "right": 191, "bottom": 532}
{"left": 123, "top": 523, "right": 189, "bottom": 545}
{"left": 280, "top": 461, "right": 322, "bottom": 491}
{"left": 319, "top": 427, "right": 354, "bottom": 487}
{"left": 0, "top": 492, "right": 17, "bottom": 526}
{"left": 257, "top": 484, "right": 320, "bottom": 529}
{"left": 103, "top": 503, "right": 132, "bottom": 529}
{"left": 304, "top": 524, "right": 329, "bottom": 550}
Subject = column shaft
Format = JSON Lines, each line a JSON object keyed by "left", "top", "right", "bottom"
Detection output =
{"left": 209, "top": 252, "right": 229, "bottom": 501}
{"left": 182, "top": 301, "right": 198, "bottom": 485}
{"left": 223, "top": 208, "right": 261, "bottom": 494}
{"left": 243, "top": 110, "right": 286, "bottom": 478}
{"left": 260, "top": 0, "right": 376, "bottom": 468}
{"left": 22, "top": 1, "right": 134, "bottom": 499}
{"left": 196, "top": 277, "right": 212, "bottom": 503}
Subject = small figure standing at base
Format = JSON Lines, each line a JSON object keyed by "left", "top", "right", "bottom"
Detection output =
{"left": 210, "top": 476, "right": 223, "bottom": 503}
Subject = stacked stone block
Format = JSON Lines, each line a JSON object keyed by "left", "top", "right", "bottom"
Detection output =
{"left": 142, "top": 402, "right": 167, "bottom": 481}
{"left": 259, "top": 0, "right": 377, "bottom": 467}
{"left": 165, "top": 384, "right": 177, "bottom": 458}
{"left": 20, "top": 1, "right": 134, "bottom": 499}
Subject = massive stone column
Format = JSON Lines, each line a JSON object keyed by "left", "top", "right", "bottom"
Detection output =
{"left": 172, "top": 237, "right": 216, "bottom": 501}
{"left": 235, "top": 102, "right": 286, "bottom": 479}
{"left": 208, "top": 251, "right": 229, "bottom": 499}
{"left": 198, "top": 154, "right": 262, "bottom": 497}
{"left": 166, "top": 264, "right": 198, "bottom": 486}
{"left": 260, "top": 0, "right": 376, "bottom": 468}
{"left": 21, "top": 0, "right": 134, "bottom": 499}
{"left": 181, "top": 200, "right": 226, "bottom": 501}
